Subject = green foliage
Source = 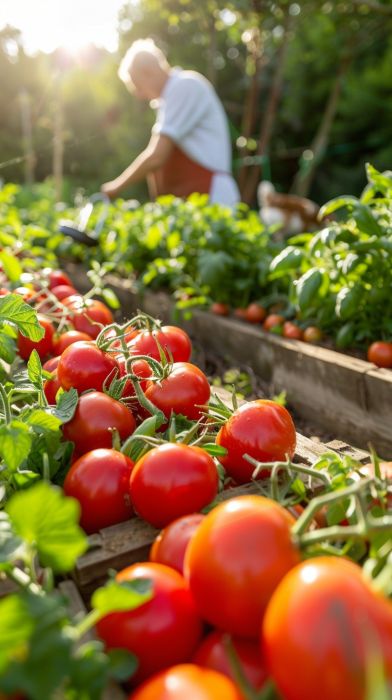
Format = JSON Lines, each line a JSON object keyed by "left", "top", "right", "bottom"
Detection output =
{"left": 268, "top": 165, "right": 392, "bottom": 346}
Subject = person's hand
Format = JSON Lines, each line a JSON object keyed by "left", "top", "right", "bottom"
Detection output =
{"left": 100, "top": 180, "right": 123, "bottom": 200}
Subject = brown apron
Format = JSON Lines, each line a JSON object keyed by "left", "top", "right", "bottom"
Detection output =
{"left": 148, "top": 144, "right": 214, "bottom": 199}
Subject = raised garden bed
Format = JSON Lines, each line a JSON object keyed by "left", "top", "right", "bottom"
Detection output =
{"left": 64, "top": 262, "right": 392, "bottom": 459}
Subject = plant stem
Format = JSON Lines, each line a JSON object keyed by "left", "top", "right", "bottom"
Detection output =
{"left": 0, "top": 382, "right": 11, "bottom": 423}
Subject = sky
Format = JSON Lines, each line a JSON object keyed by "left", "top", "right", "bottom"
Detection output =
{"left": 0, "top": 0, "right": 128, "bottom": 54}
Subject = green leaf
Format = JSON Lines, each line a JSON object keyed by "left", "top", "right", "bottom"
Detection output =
{"left": 0, "top": 251, "right": 23, "bottom": 283}
{"left": 24, "top": 409, "right": 62, "bottom": 433}
{"left": 296, "top": 268, "right": 323, "bottom": 311}
{"left": 319, "top": 195, "right": 359, "bottom": 219}
{"left": 202, "top": 443, "right": 228, "bottom": 457}
{"left": 291, "top": 477, "right": 306, "bottom": 498}
{"left": 102, "top": 287, "right": 120, "bottom": 310}
{"left": 53, "top": 387, "right": 78, "bottom": 423}
{"left": 0, "top": 294, "right": 44, "bottom": 341}
{"left": 0, "top": 594, "right": 33, "bottom": 673}
{"left": 0, "top": 329, "right": 16, "bottom": 363}
{"left": 107, "top": 648, "right": 138, "bottom": 681}
{"left": 0, "top": 420, "right": 32, "bottom": 472}
{"left": 91, "top": 579, "right": 152, "bottom": 617}
{"left": 269, "top": 246, "right": 303, "bottom": 274}
{"left": 335, "top": 285, "right": 363, "bottom": 321}
{"left": 6, "top": 482, "right": 87, "bottom": 572}
{"left": 27, "top": 350, "right": 43, "bottom": 389}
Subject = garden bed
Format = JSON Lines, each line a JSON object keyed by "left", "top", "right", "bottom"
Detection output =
{"left": 64, "top": 262, "right": 392, "bottom": 459}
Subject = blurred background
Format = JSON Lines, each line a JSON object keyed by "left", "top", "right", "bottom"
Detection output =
{"left": 0, "top": 0, "right": 391, "bottom": 207}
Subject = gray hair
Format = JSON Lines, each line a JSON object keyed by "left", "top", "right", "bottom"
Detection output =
{"left": 118, "top": 39, "right": 169, "bottom": 87}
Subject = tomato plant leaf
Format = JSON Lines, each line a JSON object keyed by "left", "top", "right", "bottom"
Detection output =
{"left": 0, "top": 420, "right": 32, "bottom": 472}
{"left": 0, "top": 294, "right": 44, "bottom": 341}
{"left": 101, "top": 287, "right": 120, "bottom": 310}
{"left": 6, "top": 482, "right": 87, "bottom": 572}
{"left": 0, "top": 251, "right": 23, "bottom": 283}
{"left": 0, "top": 329, "right": 16, "bottom": 363}
{"left": 91, "top": 579, "right": 152, "bottom": 617}
{"left": 106, "top": 648, "right": 138, "bottom": 681}
{"left": 202, "top": 443, "right": 228, "bottom": 457}
{"left": 27, "top": 349, "right": 43, "bottom": 390}
{"left": 24, "top": 409, "right": 62, "bottom": 433}
{"left": 0, "top": 594, "right": 33, "bottom": 674}
{"left": 54, "top": 387, "right": 78, "bottom": 423}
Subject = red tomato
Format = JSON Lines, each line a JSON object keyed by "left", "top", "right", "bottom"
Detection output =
{"left": 44, "top": 373, "right": 61, "bottom": 404}
{"left": 303, "top": 325, "right": 323, "bottom": 343}
{"left": 66, "top": 297, "right": 113, "bottom": 339}
{"left": 234, "top": 308, "right": 247, "bottom": 320}
{"left": 144, "top": 362, "right": 210, "bottom": 422}
{"left": 129, "top": 664, "right": 243, "bottom": 700}
{"left": 48, "top": 269, "right": 73, "bottom": 289}
{"left": 42, "top": 356, "right": 61, "bottom": 373}
{"left": 283, "top": 321, "right": 303, "bottom": 340}
{"left": 193, "top": 631, "right": 268, "bottom": 693}
{"left": 96, "top": 564, "right": 203, "bottom": 685}
{"left": 216, "top": 400, "right": 297, "bottom": 484}
{"left": 150, "top": 513, "right": 205, "bottom": 574}
{"left": 116, "top": 355, "right": 152, "bottom": 399}
{"left": 57, "top": 341, "right": 118, "bottom": 393}
{"left": 53, "top": 330, "right": 93, "bottom": 356}
{"left": 50, "top": 284, "right": 78, "bottom": 300}
{"left": 245, "top": 303, "right": 267, "bottom": 324}
{"left": 185, "top": 495, "right": 300, "bottom": 639}
{"left": 17, "top": 315, "right": 55, "bottom": 360}
{"left": 0, "top": 288, "right": 9, "bottom": 296}
{"left": 262, "top": 557, "right": 392, "bottom": 700}
{"left": 367, "top": 341, "right": 392, "bottom": 368}
{"left": 62, "top": 391, "right": 136, "bottom": 455}
{"left": 130, "top": 444, "right": 218, "bottom": 528}
{"left": 210, "top": 303, "right": 230, "bottom": 316}
{"left": 63, "top": 448, "right": 134, "bottom": 533}
{"left": 129, "top": 326, "right": 192, "bottom": 363}
{"left": 263, "top": 314, "right": 284, "bottom": 331}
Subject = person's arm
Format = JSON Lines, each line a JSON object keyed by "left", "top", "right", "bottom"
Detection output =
{"left": 101, "top": 133, "right": 174, "bottom": 198}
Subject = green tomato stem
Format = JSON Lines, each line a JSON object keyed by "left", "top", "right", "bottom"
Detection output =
{"left": 0, "top": 382, "right": 12, "bottom": 424}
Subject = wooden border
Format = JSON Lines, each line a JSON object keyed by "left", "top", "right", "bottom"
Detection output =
{"left": 64, "top": 262, "right": 392, "bottom": 458}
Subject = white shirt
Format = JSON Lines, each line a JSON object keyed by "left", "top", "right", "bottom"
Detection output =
{"left": 153, "top": 69, "right": 240, "bottom": 207}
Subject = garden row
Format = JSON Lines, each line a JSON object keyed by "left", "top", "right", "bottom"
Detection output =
{"left": 1, "top": 260, "right": 392, "bottom": 699}
{"left": 3, "top": 163, "right": 392, "bottom": 361}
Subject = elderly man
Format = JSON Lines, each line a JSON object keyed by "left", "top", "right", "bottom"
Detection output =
{"left": 101, "top": 39, "right": 240, "bottom": 206}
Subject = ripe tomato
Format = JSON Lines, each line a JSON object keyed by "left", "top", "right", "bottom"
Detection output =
{"left": 96, "top": 564, "right": 203, "bottom": 684}
{"left": 303, "top": 326, "right": 322, "bottom": 343}
{"left": 63, "top": 448, "right": 134, "bottom": 533}
{"left": 193, "top": 631, "right": 268, "bottom": 693}
{"left": 130, "top": 444, "right": 218, "bottom": 528}
{"left": 210, "top": 303, "right": 230, "bottom": 316}
{"left": 150, "top": 513, "right": 205, "bottom": 574}
{"left": 144, "top": 362, "right": 210, "bottom": 422}
{"left": 216, "top": 400, "right": 297, "bottom": 484}
{"left": 57, "top": 341, "right": 119, "bottom": 393}
{"left": 245, "top": 303, "right": 267, "bottom": 324}
{"left": 129, "top": 664, "right": 243, "bottom": 700}
{"left": 50, "top": 284, "right": 78, "bottom": 300}
{"left": 42, "top": 355, "right": 61, "bottom": 373}
{"left": 62, "top": 391, "right": 136, "bottom": 455}
{"left": 53, "top": 330, "right": 92, "bottom": 356}
{"left": 185, "top": 495, "right": 300, "bottom": 638}
{"left": 263, "top": 314, "right": 284, "bottom": 331}
{"left": 17, "top": 314, "right": 54, "bottom": 360}
{"left": 283, "top": 321, "right": 303, "bottom": 340}
{"left": 48, "top": 269, "right": 73, "bottom": 289}
{"left": 129, "top": 326, "right": 192, "bottom": 363}
{"left": 43, "top": 373, "right": 61, "bottom": 404}
{"left": 66, "top": 296, "right": 113, "bottom": 339}
{"left": 234, "top": 308, "right": 247, "bottom": 320}
{"left": 367, "top": 341, "right": 392, "bottom": 368}
{"left": 262, "top": 557, "right": 392, "bottom": 700}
